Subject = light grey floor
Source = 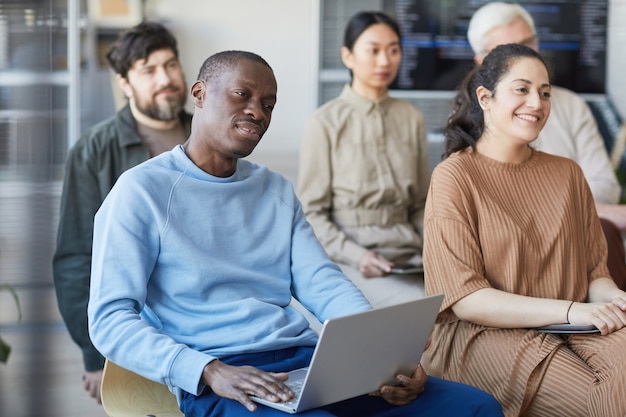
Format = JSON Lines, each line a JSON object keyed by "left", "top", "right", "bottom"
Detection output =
{"left": 0, "top": 284, "right": 108, "bottom": 417}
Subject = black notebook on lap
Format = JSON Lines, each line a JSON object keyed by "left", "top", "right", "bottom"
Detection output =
{"left": 533, "top": 323, "right": 599, "bottom": 334}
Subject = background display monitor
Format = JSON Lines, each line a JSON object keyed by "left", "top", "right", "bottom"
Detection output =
{"left": 383, "top": 0, "right": 608, "bottom": 94}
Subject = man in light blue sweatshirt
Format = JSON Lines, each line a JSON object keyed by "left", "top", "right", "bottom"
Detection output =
{"left": 88, "top": 50, "right": 503, "bottom": 416}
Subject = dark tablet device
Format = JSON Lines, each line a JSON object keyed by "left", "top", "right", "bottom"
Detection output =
{"left": 533, "top": 323, "right": 600, "bottom": 334}
{"left": 389, "top": 264, "right": 423, "bottom": 274}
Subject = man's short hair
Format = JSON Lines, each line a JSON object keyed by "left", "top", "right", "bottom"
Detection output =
{"left": 195, "top": 50, "right": 272, "bottom": 85}
{"left": 106, "top": 21, "right": 179, "bottom": 78}
{"left": 467, "top": 2, "right": 536, "bottom": 55}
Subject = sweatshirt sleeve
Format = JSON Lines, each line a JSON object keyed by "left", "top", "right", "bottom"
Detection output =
{"left": 289, "top": 197, "right": 371, "bottom": 321}
{"left": 87, "top": 173, "right": 214, "bottom": 396}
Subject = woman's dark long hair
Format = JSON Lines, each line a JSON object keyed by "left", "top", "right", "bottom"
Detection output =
{"left": 443, "top": 43, "right": 550, "bottom": 158}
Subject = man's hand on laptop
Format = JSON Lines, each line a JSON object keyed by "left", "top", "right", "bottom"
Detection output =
{"left": 369, "top": 364, "right": 428, "bottom": 406}
{"left": 202, "top": 360, "right": 295, "bottom": 412}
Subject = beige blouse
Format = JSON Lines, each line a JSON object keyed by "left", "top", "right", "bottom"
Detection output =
{"left": 297, "top": 85, "right": 430, "bottom": 267}
{"left": 423, "top": 148, "right": 612, "bottom": 415}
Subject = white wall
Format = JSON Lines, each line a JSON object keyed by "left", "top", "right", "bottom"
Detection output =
{"left": 146, "top": 0, "right": 320, "bottom": 160}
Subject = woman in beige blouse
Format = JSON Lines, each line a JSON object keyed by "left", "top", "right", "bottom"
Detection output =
{"left": 423, "top": 43, "right": 626, "bottom": 416}
{"left": 297, "top": 11, "right": 430, "bottom": 307}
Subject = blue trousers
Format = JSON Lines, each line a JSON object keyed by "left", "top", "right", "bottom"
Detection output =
{"left": 180, "top": 347, "right": 503, "bottom": 417}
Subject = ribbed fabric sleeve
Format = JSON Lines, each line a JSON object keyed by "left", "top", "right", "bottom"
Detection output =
{"left": 424, "top": 148, "right": 608, "bottom": 313}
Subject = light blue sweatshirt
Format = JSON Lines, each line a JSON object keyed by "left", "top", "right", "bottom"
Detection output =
{"left": 88, "top": 145, "right": 371, "bottom": 400}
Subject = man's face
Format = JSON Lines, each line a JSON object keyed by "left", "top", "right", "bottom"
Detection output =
{"left": 477, "top": 17, "right": 538, "bottom": 64}
{"left": 196, "top": 59, "right": 277, "bottom": 159}
{"left": 123, "top": 48, "right": 187, "bottom": 121}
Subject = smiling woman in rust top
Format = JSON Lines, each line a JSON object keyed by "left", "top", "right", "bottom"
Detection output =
{"left": 423, "top": 43, "right": 626, "bottom": 417}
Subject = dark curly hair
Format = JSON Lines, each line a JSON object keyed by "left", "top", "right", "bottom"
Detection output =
{"left": 106, "top": 21, "right": 179, "bottom": 79}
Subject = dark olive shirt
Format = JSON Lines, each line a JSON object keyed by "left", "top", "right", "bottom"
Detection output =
{"left": 52, "top": 104, "right": 192, "bottom": 371}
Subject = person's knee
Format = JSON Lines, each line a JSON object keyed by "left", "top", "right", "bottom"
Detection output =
{"left": 424, "top": 377, "right": 503, "bottom": 416}
{"left": 471, "top": 390, "right": 504, "bottom": 416}
{"left": 452, "top": 382, "right": 502, "bottom": 416}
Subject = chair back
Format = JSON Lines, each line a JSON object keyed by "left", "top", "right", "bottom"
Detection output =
{"left": 101, "top": 359, "right": 183, "bottom": 417}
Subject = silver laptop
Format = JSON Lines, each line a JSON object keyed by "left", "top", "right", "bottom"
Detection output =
{"left": 251, "top": 294, "right": 444, "bottom": 414}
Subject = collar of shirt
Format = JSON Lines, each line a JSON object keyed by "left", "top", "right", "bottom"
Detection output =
{"left": 339, "top": 84, "right": 393, "bottom": 116}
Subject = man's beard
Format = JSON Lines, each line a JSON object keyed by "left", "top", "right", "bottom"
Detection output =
{"left": 134, "top": 87, "right": 186, "bottom": 121}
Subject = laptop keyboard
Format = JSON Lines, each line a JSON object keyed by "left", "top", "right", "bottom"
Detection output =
{"left": 281, "top": 378, "right": 305, "bottom": 407}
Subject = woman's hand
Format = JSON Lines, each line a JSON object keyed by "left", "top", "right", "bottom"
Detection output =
{"left": 201, "top": 360, "right": 294, "bottom": 412}
{"left": 369, "top": 364, "right": 428, "bottom": 405}
{"left": 568, "top": 300, "right": 626, "bottom": 335}
{"left": 612, "top": 293, "right": 626, "bottom": 311}
{"left": 358, "top": 251, "right": 393, "bottom": 277}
